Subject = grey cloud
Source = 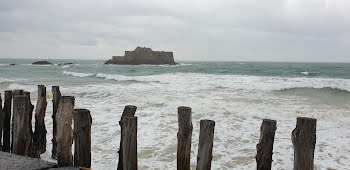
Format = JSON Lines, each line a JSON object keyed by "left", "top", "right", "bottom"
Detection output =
{"left": 0, "top": 0, "right": 349, "bottom": 62}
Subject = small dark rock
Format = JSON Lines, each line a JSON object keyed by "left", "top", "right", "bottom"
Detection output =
{"left": 58, "top": 63, "right": 73, "bottom": 66}
{"left": 9, "top": 64, "right": 15, "bottom": 66}
{"left": 32, "top": 61, "right": 53, "bottom": 65}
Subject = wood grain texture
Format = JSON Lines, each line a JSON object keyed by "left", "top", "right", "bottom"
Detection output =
{"left": 292, "top": 117, "right": 317, "bottom": 170}
{"left": 177, "top": 106, "right": 192, "bottom": 170}
{"left": 56, "top": 96, "right": 75, "bottom": 167}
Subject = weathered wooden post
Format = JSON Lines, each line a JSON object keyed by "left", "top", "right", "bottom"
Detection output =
{"left": 292, "top": 117, "right": 317, "bottom": 170}
{"left": 23, "top": 91, "right": 34, "bottom": 157}
{"left": 11, "top": 89, "right": 24, "bottom": 152}
{"left": 0, "top": 94, "right": 3, "bottom": 151}
{"left": 12, "top": 95, "right": 31, "bottom": 156}
{"left": 3, "top": 90, "right": 12, "bottom": 152}
{"left": 52, "top": 86, "right": 61, "bottom": 159}
{"left": 118, "top": 105, "right": 137, "bottom": 170}
{"left": 196, "top": 120, "right": 215, "bottom": 170}
{"left": 177, "top": 106, "right": 192, "bottom": 170}
{"left": 73, "top": 109, "right": 92, "bottom": 168}
{"left": 56, "top": 96, "right": 75, "bottom": 167}
{"left": 33, "top": 85, "right": 48, "bottom": 157}
{"left": 121, "top": 116, "right": 138, "bottom": 170}
{"left": 256, "top": 119, "right": 277, "bottom": 170}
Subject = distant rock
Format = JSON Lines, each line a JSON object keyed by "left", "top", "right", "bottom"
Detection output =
{"left": 105, "top": 47, "right": 176, "bottom": 65}
{"left": 32, "top": 61, "right": 53, "bottom": 65}
{"left": 58, "top": 63, "right": 73, "bottom": 66}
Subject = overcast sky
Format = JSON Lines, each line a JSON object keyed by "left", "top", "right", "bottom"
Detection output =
{"left": 0, "top": 0, "right": 349, "bottom": 62}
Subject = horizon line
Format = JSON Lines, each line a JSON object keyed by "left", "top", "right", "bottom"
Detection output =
{"left": 0, "top": 57, "right": 349, "bottom": 64}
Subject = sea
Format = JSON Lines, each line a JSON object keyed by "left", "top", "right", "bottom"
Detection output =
{"left": 0, "top": 58, "right": 349, "bottom": 169}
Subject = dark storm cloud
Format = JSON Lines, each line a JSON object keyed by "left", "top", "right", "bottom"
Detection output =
{"left": 0, "top": 0, "right": 349, "bottom": 62}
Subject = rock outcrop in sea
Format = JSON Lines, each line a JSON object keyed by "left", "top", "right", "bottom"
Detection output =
{"left": 32, "top": 61, "right": 53, "bottom": 65}
{"left": 105, "top": 47, "right": 176, "bottom": 65}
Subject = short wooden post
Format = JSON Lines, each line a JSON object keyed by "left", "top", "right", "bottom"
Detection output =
{"left": 196, "top": 120, "right": 215, "bottom": 170}
{"left": 56, "top": 96, "right": 75, "bottom": 167}
{"left": 256, "top": 119, "right": 277, "bottom": 170}
{"left": 12, "top": 95, "right": 31, "bottom": 156}
{"left": 118, "top": 105, "right": 137, "bottom": 170}
{"left": 11, "top": 89, "right": 23, "bottom": 152}
{"left": 23, "top": 91, "right": 34, "bottom": 157}
{"left": 177, "top": 106, "right": 192, "bottom": 170}
{"left": 51, "top": 86, "right": 61, "bottom": 159}
{"left": 3, "top": 90, "right": 12, "bottom": 152}
{"left": 121, "top": 116, "right": 138, "bottom": 170}
{"left": 0, "top": 94, "right": 3, "bottom": 151}
{"left": 73, "top": 109, "right": 92, "bottom": 168}
{"left": 292, "top": 117, "right": 317, "bottom": 170}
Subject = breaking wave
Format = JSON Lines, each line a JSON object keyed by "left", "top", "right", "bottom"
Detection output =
{"left": 62, "top": 71, "right": 94, "bottom": 77}
{"left": 62, "top": 71, "right": 350, "bottom": 92}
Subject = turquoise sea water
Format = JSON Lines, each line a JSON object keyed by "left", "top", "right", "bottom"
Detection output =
{"left": 0, "top": 58, "right": 349, "bottom": 169}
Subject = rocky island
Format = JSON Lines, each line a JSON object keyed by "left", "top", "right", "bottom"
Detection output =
{"left": 105, "top": 47, "right": 176, "bottom": 65}
{"left": 32, "top": 61, "right": 53, "bottom": 65}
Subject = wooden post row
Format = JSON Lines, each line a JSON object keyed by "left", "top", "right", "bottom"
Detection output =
{"left": 292, "top": 117, "right": 317, "bottom": 170}
{"left": 73, "top": 109, "right": 92, "bottom": 168}
{"left": 52, "top": 86, "right": 61, "bottom": 159}
{"left": 177, "top": 106, "right": 192, "bottom": 170}
{"left": 56, "top": 96, "right": 75, "bottom": 167}
{"left": 256, "top": 119, "right": 277, "bottom": 170}
{"left": 118, "top": 105, "right": 137, "bottom": 170}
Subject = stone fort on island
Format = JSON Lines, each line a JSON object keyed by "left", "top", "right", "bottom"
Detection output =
{"left": 105, "top": 47, "right": 176, "bottom": 65}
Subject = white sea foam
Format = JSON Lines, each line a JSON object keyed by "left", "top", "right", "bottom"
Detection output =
{"left": 158, "top": 63, "right": 193, "bottom": 67}
{"left": 0, "top": 77, "right": 16, "bottom": 83}
{"left": 301, "top": 71, "right": 309, "bottom": 75}
{"left": 96, "top": 73, "right": 137, "bottom": 81}
{"left": 7, "top": 83, "right": 37, "bottom": 93}
{"left": 61, "top": 65, "right": 70, "bottom": 68}
{"left": 9, "top": 70, "right": 350, "bottom": 169}
{"left": 62, "top": 71, "right": 94, "bottom": 77}
{"left": 93, "top": 72, "right": 350, "bottom": 92}
{"left": 36, "top": 80, "right": 350, "bottom": 170}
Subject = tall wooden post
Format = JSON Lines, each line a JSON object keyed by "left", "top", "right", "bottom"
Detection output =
{"left": 196, "top": 120, "right": 215, "bottom": 170}
{"left": 12, "top": 95, "right": 31, "bottom": 156}
{"left": 256, "top": 119, "right": 277, "bottom": 170}
{"left": 33, "top": 85, "right": 47, "bottom": 157}
{"left": 11, "top": 89, "right": 23, "bottom": 152}
{"left": 23, "top": 91, "right": 34, "bottom": 157}
{"left": 56, "top": 96, "right": 75, "bottom": 167}
{"left": 177, "top": 106, "right": 192, "bottom": 170}
{"left": 121, "top": 116, "right": 138, "bottom": 170}
{"left": 3, "top": 90, "right": 12, "bottom": 152}
{"left": 52, "top": 86, "right": 61, "bottom": 159}
{"left": 118, "top": 105, "right": 137, "bottom": 170}
{"left": 292, "top": 117, "right": 317, "bottom": 170}
{"left": 73, "top": 109, "right": 92, "bottom": 168}
{"left": 0, "top": 94, "right": 3, "bottom": 151}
